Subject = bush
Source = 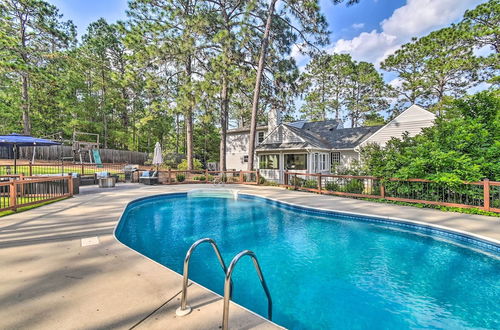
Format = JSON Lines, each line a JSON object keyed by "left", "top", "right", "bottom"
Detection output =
{"left": 176, "top": 174, "right": 186, "bottom": 182}
{"left": 343, "top": 179, "right": 364, "bottom": 193}
{"left": 325, "top": 181, "right": 341, "bottom": 192}
{"left": 177, "top": 158, "right": 203, "bottom": 170}
{"left": 289, "top": 176, "right": 305, "bottom": 186}
{"left": 193, "top": 175, "right": 206, "bottom": 181}
{"left": 303, "top": 179, "right": 318, "bottom": 189}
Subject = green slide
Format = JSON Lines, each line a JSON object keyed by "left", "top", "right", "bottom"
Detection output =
{"left": 92, "top": 149, "right": 103, "bottom": 168}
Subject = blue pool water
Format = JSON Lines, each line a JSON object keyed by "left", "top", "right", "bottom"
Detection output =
{"left": 115, "top": 193, "right": 500, "bottom": 329}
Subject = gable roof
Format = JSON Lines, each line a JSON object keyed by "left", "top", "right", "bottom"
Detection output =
{"left": 325, "top": 126, "right": 384, "bottom": 149}
{"left": 256, "top": 121, "right": 383, "bottom": 151}
{"left": 227, "top": 125, "right": 268, "bottom": 134}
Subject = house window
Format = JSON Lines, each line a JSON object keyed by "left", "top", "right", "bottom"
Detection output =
{"left": 258, "top": 131, "right": 265, "bottom": 143}
{"left": 243, "top": 155, "right": 248, "bottom": 162}
{"left": 259, "top": 154, "right": 279, "bottom": 169}
{"left": 285, "top": 154, "right": 307, "bottom": 170}
{"left": 331, "top": 152, "right": 340, "bottom": 164}
{"left": 321, "top": 154, "right": 327, "bottom": 171}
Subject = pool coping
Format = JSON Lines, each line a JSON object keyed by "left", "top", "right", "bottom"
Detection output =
{"left": 113, "top": 189, "right": 500, "bottom": 328}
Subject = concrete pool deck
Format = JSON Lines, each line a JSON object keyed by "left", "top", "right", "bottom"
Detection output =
{"left": 0, "top": 183, "right": 498, "bottom": 329}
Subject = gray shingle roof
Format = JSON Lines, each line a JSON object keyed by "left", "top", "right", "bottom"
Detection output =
{"left": 322, "top": 125, "right": 384, "bottom": 149}
{"left": 256, "top": 120, "right": 383, "bottom": 151}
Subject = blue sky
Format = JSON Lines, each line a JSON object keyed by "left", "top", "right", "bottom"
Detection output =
{"left": 48, "top": 0, "right": 485, "bottom": 74}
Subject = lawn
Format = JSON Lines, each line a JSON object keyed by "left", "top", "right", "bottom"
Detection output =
{"left": 0, "top": 197, "right": 69, "bottom": 217}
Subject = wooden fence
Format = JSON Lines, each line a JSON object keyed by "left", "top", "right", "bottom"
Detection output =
{"left": 0, "top": 175, "right": 73, "bottom": 212}
{"left": 284, "top": 172, "right": 500, "bottom": 213}
{"left": 0, "top": 145, "right": 148, "bottom": 164}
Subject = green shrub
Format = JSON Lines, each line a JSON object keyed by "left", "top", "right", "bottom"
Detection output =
{"left": 303, "top": 179, "right": 318, "bottom": 189}
{"left": 289, "top": 176, "right": 305, "bottom": 186}
{"left": 259, "top": 176, "right": 267, "bottom": 184}
{"left": 343, "top": 179, "right": 364, "bottom": 193}
{"left": 193, "top": 175, "right": 206, "bottom": 181}
{"left": 325, "top": 181, "right": 341, "bottom": 191}
{"left": 263, "top": 181, "right": 279, "bottom": 186}
{"left": 176, "top": 174, "right": 186, "bottom": 182}
{"left": 177, "top": 158, "right": 203, "bottom": 170}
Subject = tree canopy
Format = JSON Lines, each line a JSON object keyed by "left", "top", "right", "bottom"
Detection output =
{"left": 0, "top": 0, "right": 498, "bottom": 171}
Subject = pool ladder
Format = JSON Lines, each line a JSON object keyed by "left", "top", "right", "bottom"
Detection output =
{"left": 175, "top": 238, "right": 273, "bottom": 330}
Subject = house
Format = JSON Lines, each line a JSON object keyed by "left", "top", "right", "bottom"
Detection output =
{"left": 226, "top": 104, "right": 436, "bottom": 183}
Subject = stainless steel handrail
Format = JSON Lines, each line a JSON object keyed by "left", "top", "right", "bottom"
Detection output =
{"left": 222, "top": 250, "right": 272, "bottom": 330}
{"left": 176, "top": 238, "right": 228, "bottom": 316}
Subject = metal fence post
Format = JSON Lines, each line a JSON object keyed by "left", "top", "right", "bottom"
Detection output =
{"left": 483, "top": 179, "right": 490, "bottom": 212}
{"left": 168, "top": 169, "right": 172, "bottom": 184}
{"left": 380, "top": 180, "right": 385, "bottom": 199}
{"left": 318, "top": 173, "right": 322, "bottom": 194}
{"left": 256, "top": 170, "right": 260, "bottom": 185}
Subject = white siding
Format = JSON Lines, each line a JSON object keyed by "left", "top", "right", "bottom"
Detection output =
{"left": 226, "top": 128, "right": 267, "bottom": 170}
{"left": 359, "top": 105, "right": 435, "bottom": 148}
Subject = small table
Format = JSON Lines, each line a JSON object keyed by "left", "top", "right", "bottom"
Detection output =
{"left": 98, "top": 177, "right": 115, "bottom": 188}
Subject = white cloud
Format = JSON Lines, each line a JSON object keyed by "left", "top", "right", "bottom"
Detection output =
{"left": 329, "top": 0, "right": 485, "bottom": 65}
{"left": 388, "top": 77, "right": 403, "bottom": 89}
{"left": 351, "top": 23, "right": 365, "bottom": 29}
{"left": 333, "top": 30, "right": 396, "bottom": 64}
{"left": 290, "top": 43, "right": 310, "bottom": 72}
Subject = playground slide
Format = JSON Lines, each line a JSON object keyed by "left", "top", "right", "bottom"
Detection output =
{"left": 92, "top": 149, "right": 103, "bottom": 168}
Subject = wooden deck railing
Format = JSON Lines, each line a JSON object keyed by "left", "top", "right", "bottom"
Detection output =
{"left": 0, "top": 162, "right": 149, "bottom": 177}
{"left": 0, "top": 175, "right": 73, "bottom": 212}
{"left": 284, "top": 172, "right": 499, "bottom": 213}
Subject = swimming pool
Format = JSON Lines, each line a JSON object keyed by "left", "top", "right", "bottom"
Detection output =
{"left": 115, "top": 192, "right": 500, "bottom": 329}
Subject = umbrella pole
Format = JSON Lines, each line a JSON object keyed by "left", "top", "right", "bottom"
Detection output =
{"left": 14, "top": 145, "right": 17, "bottom": 174}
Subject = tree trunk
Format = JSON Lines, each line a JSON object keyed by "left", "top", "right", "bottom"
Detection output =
{"left": 185, "top": 56, "right": 194, "bottom": 170}
{"left": 21, "top": 73, "right": 31, "bottom": 135}
{"left": 247, "top": 0, "right": 278, "bottom": 170}
{"left": 101, "top": 68, "right": 108, "bottom": 148}
{"left": 19, "top": 13, "right": 31, "bottom": 135}
{"left": 220, "top": 74, "right": 229, "bottom": 171}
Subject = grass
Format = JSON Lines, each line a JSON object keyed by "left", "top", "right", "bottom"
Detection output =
{"left": 0, "top": 196, "right": 70, "bottom": 217}
{"left": 358, "top": 197, "right": 500, "bottom": 217}
{"left": 285, "top": 186, "right": 499, "bottom": 217}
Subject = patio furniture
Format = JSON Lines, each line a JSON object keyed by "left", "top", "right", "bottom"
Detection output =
{"left": 96, "top": 171, "right": 116, "bottom": 188}
{"left": 139, "top": 170, "right": 158, "bottom": 185}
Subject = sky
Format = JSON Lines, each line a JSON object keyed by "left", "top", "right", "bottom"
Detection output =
{"left": 48, "top": 0, "right": 486, "bottom": 79}
{"left": 46, "top": 0, "right": 487, "bottom": 123}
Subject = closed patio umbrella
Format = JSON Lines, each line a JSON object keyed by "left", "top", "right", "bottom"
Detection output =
{"left": 0, "top": 133, "right": 61, "bottom": 174}
{"left": 152, "top": 142, "right": 163, "bottom": 168}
